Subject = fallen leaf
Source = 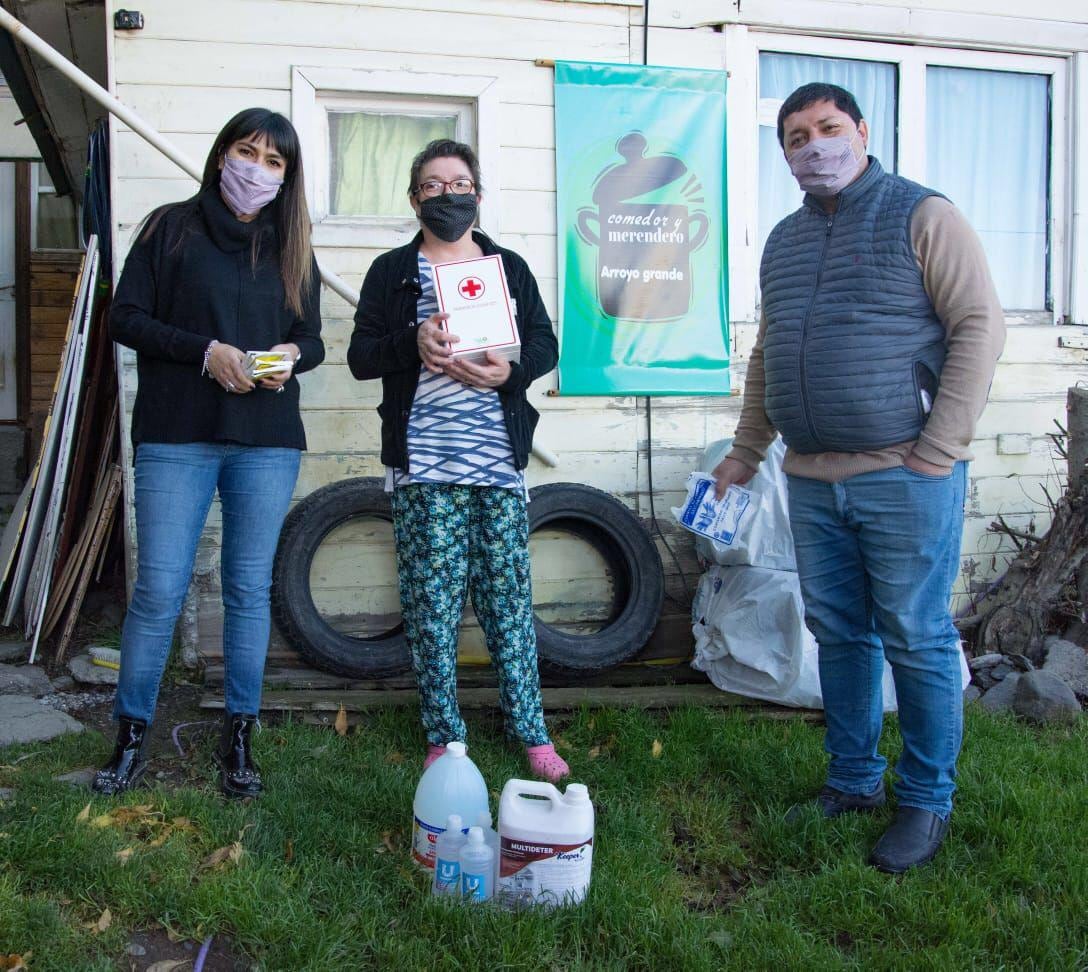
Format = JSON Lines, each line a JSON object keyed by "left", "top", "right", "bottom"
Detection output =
{"left": 115, "top": 847, "right": 135, "bottom": 865}
{"left": 1, "top": 952, "right": 32, "bottom": 971}
{"left": 84, "top": 907, "right": 112, "bottom": 934}
{"left": 200, "top": 845, "right": 233, "bottom": 869}
{"left": 228, "top": 841, "right": 244, "bottom": 865}
{"left": 334, "top": 704, "right": 349, "bottom": 737}
{"left": 651, "top": 739, "right": 663, "bottom": 759}
{"left": 90, "top": 813, "right": 115, "bottom": 829}
{"left": 146, "top": 961, "right": 192, "bottom": 972}
{"left": 284, "top": 838, "right": 294, "bottom": 863}
{"left": 587, "top": 746, "right": 601, "bottom": 760}
{"left": 382, "top": 831, "right": 397, "bottom": 854}
{"left": 384, "top": 750, "right": 405, "bottom": 764}
{"left": 75, "top": 802, "right": 91, "bottom": 823}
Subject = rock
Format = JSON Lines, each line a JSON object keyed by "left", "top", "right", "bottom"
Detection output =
{"left": 979, "top": 673, "right": 1021, "bottom": 713}
{"left": 50, "top": 675, "right": 75, "bottom": 692}
{"left": 0, "top": 787, "right": 14, "bottom": 801}
{"left": 53, "top": 768, "right": 97, "bottom": 787}
{"left": 0, "top": 640, "right": 28, "bottom": 663}
{"left": 0, "top": 695, "right": 84, "bottom": 745}
{"left": 969, "top": 652, "right": 1004, "bottom": 672}
{"left": 963, "top": 685, "right": 982, "bottom": 703}
{"left": 0, "top": 663, "right": 53, "bottom": 697}
{"left": 1042, "top": 637, "right": 1088, "bottom": 698}
{"left": 990, "top": 662, "right": 1013, "bottom": 681}
{"left": 1013, "top": 670, "right": 1082, "bottom": 725}
{"left": 124, "top": 944, "right": 147, "bottom": 957}
{"left": 68, "top": 653, "right": 119, "bottom": 686}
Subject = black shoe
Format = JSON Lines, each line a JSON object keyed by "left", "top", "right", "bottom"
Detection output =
{"left": 869, "top": 806, "right": 950, "bottom": 874}
{"left": 91, "top": 717, "right": 149, "bottom": 795}
{"left": 816, "top": 781, "right": 886, "bottom": 818}
{"left": 214, "top": 713, "right": 262, "bottom": 799}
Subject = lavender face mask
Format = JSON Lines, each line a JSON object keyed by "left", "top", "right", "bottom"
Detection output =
{"left": 219, "top": 156, "right": 283, "bottom": 216}
{"left": 787, "top": 132, "right": 864, "bottom": 197}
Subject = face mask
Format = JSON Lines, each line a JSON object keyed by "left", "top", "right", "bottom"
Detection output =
{"left": 219, "top": 155, "right": 283, "bottom": 216}
{"left": 787, "top": 131, "right": 864, "bottom": 197}
{"left": 418, "top": 192, "right": 478, "bottom": 242}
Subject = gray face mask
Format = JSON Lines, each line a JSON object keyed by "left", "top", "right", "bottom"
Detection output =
{"left": 419, "top": 193, "right": 478, "bottom": 242}
{"left": 787, "top": 131, "right": 864, "bottom": 197}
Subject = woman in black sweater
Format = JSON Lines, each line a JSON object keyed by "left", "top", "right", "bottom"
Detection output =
{"left": 94, "top": 109, "right": 324, "bottom": 798}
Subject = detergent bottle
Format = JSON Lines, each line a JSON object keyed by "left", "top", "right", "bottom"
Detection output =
{"left": 497, "top": 779, "right": 595, "bottom": 908}
{"left": 411, "top": 741, "right": 489, "bottom": 869}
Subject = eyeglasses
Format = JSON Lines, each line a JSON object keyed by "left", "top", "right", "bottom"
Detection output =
{"left": 410, "top": 178, "right": 476, "bottom": 198}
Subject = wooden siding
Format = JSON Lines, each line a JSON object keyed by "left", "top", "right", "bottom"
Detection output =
{"left": 110, "top": 0, "right": 1088, "bottom": 667}
{"left": 28, "top": 252, "right": 82, "bottom": 458}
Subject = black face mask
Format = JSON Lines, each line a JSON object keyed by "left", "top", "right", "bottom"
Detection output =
{"left": 418, "top": 192, "right": 478, "bottom": 242}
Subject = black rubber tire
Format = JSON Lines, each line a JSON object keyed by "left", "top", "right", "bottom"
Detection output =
{"left": 271, "top": 479, "right": 665, "bottom": 679}
{"left": 527, "top": 483, "right": 664, "bottom": 673}
{"left": 271, "top": 477, "right": 411, "bottom": 678}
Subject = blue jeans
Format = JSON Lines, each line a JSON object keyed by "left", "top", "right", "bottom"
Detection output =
{"left": 787, "top": 462, "right": 967, "bottom": 819}
{"left": 114, "top": 442, "right": 300, "bottom": 723}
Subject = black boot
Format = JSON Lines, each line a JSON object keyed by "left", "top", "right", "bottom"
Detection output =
{"left": 214, "top": 713, "right": 262, "bottom": 799}
{"left": 91, "top": 717, "right": 149, "bottom": 795}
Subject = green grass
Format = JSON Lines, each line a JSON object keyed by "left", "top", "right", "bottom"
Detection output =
{"left": 1, "top": 706, "right": 1086, "bottom": 971}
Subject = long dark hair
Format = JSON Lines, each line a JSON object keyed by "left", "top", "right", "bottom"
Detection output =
{"left": 140, "top": 108, "right": 314, "bottom": 317}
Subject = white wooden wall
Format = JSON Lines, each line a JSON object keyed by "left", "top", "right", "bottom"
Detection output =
{"left": 108, "top": 0, "right": 1088, "bottom": 666}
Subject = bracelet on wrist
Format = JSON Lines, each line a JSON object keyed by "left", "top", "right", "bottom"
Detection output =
{"left": 201, "top": 340, "right": 219, "bottom": 377}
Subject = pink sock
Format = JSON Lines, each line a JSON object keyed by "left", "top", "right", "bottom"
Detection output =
{"left": 423, "top": 744, "right": 446, "bottom": 769}
{"left": 526, "top": 743, "right": 570, "bottom": 782}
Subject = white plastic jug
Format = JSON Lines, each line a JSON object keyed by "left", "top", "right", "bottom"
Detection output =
{"left": 497, "top": 779, "right": 594, "bottom": 908}
{"left": 411, "top": 741, "right": 489, "bottom": 870}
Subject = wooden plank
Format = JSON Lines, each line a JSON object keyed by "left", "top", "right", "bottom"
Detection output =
{"left": 204, "top": 661, "right": 709, "bottom": 692}
{"left": 200, "top": 681, "right": 750, "bottom": 714}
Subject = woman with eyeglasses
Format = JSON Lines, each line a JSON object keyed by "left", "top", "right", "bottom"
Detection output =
{"left": 348, "top": 138, "right": 568, "bottom": 782}
{"left": 95, "top": 108, "right": 324, "bottom": 798}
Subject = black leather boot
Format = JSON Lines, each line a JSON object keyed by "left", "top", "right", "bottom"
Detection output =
{"left": 214, "top": 713, "right": 262, "bottom": 799}
{"left": 91, "top": 717, "right": 149, "bottom": 795}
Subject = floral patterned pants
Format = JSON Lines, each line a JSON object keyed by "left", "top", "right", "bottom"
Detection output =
{"left": 391, "top": 483, "right": 550, "bottom": 747}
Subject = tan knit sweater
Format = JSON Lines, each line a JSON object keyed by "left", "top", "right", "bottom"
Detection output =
{"left": 727, "top": 196, "right": 1006, "bottom": 483}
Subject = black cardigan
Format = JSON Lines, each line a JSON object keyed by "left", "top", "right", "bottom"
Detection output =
{"left": 110, "top": 189, "right": 325, "bottom": 450}
{"left": 347, "top": 231, "right": 557, "bottom": 471}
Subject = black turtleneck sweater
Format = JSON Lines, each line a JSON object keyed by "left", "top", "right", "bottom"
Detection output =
{"left": 110, "top": 189, "right": 325, "bottom": 450}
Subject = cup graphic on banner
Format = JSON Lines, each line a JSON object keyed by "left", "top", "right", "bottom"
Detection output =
{"left": 575, "top": 132, "right": 709, "bottom": 322}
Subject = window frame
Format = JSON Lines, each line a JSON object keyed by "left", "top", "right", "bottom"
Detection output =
{"left": 292, "top": 66, "right": 500, "bottom": 249}
{"left": 29, "top": 162, "right": 81, "bottom": 252}
{"left": 724, "top": 29, "right": 1070, "bottom": 323}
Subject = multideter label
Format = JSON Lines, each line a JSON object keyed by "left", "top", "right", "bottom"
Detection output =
{"left": 498, "top": 836, "right": 594, "bottom": 906}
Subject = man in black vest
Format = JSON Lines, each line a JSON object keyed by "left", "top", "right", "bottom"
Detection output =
{"left": 713, "top": 83, "right": 1005, "bottom": 873}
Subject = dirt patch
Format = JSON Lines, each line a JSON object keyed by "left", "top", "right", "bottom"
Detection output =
{"left": 670, "top": 813, "right": 766, "bottom": 913}
{"left": 121, "top": 927, "right": 254, "bottom": 971}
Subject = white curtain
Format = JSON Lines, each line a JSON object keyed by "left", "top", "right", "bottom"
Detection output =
{"left": 329, "top": 111, "right": 457, "bottom": 218}
{"left": 757, "top": 53, "right": 898, "bottom": 262}
{"left": 926, "top": 67, "right": 1049, "bottom": 310}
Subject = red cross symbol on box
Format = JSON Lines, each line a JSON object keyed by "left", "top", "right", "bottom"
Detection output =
{"left": 458, "top": 276, "right": 485, "bottom": 300}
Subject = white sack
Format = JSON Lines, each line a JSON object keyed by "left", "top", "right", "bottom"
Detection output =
{"left": 696, "top": 437, "right": 796, "bottom": 571}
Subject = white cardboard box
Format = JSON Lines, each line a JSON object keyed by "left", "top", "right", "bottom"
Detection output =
{"left": 432, "top": 254, "right": 520, "bottom": 363}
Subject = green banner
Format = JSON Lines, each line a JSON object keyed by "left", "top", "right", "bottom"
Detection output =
{"left": 555, "top": 61, "right": 730, "bottom": 396}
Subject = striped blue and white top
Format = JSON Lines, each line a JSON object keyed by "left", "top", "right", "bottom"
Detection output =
{"left": 387, "top": 254, "right": 524, "bottom": 493}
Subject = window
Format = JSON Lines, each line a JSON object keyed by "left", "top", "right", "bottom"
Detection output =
{"left": 32, "top": 163, "right": 80, "bottom": 250}
{"left": 292, "top": 66, "right": 498, "bottom": 247}
{"left": 926, "top": 67, "right": 1050, "bottom": 310}
{"left": 726, "top": 32, "right": 1068, "bottom": 321}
